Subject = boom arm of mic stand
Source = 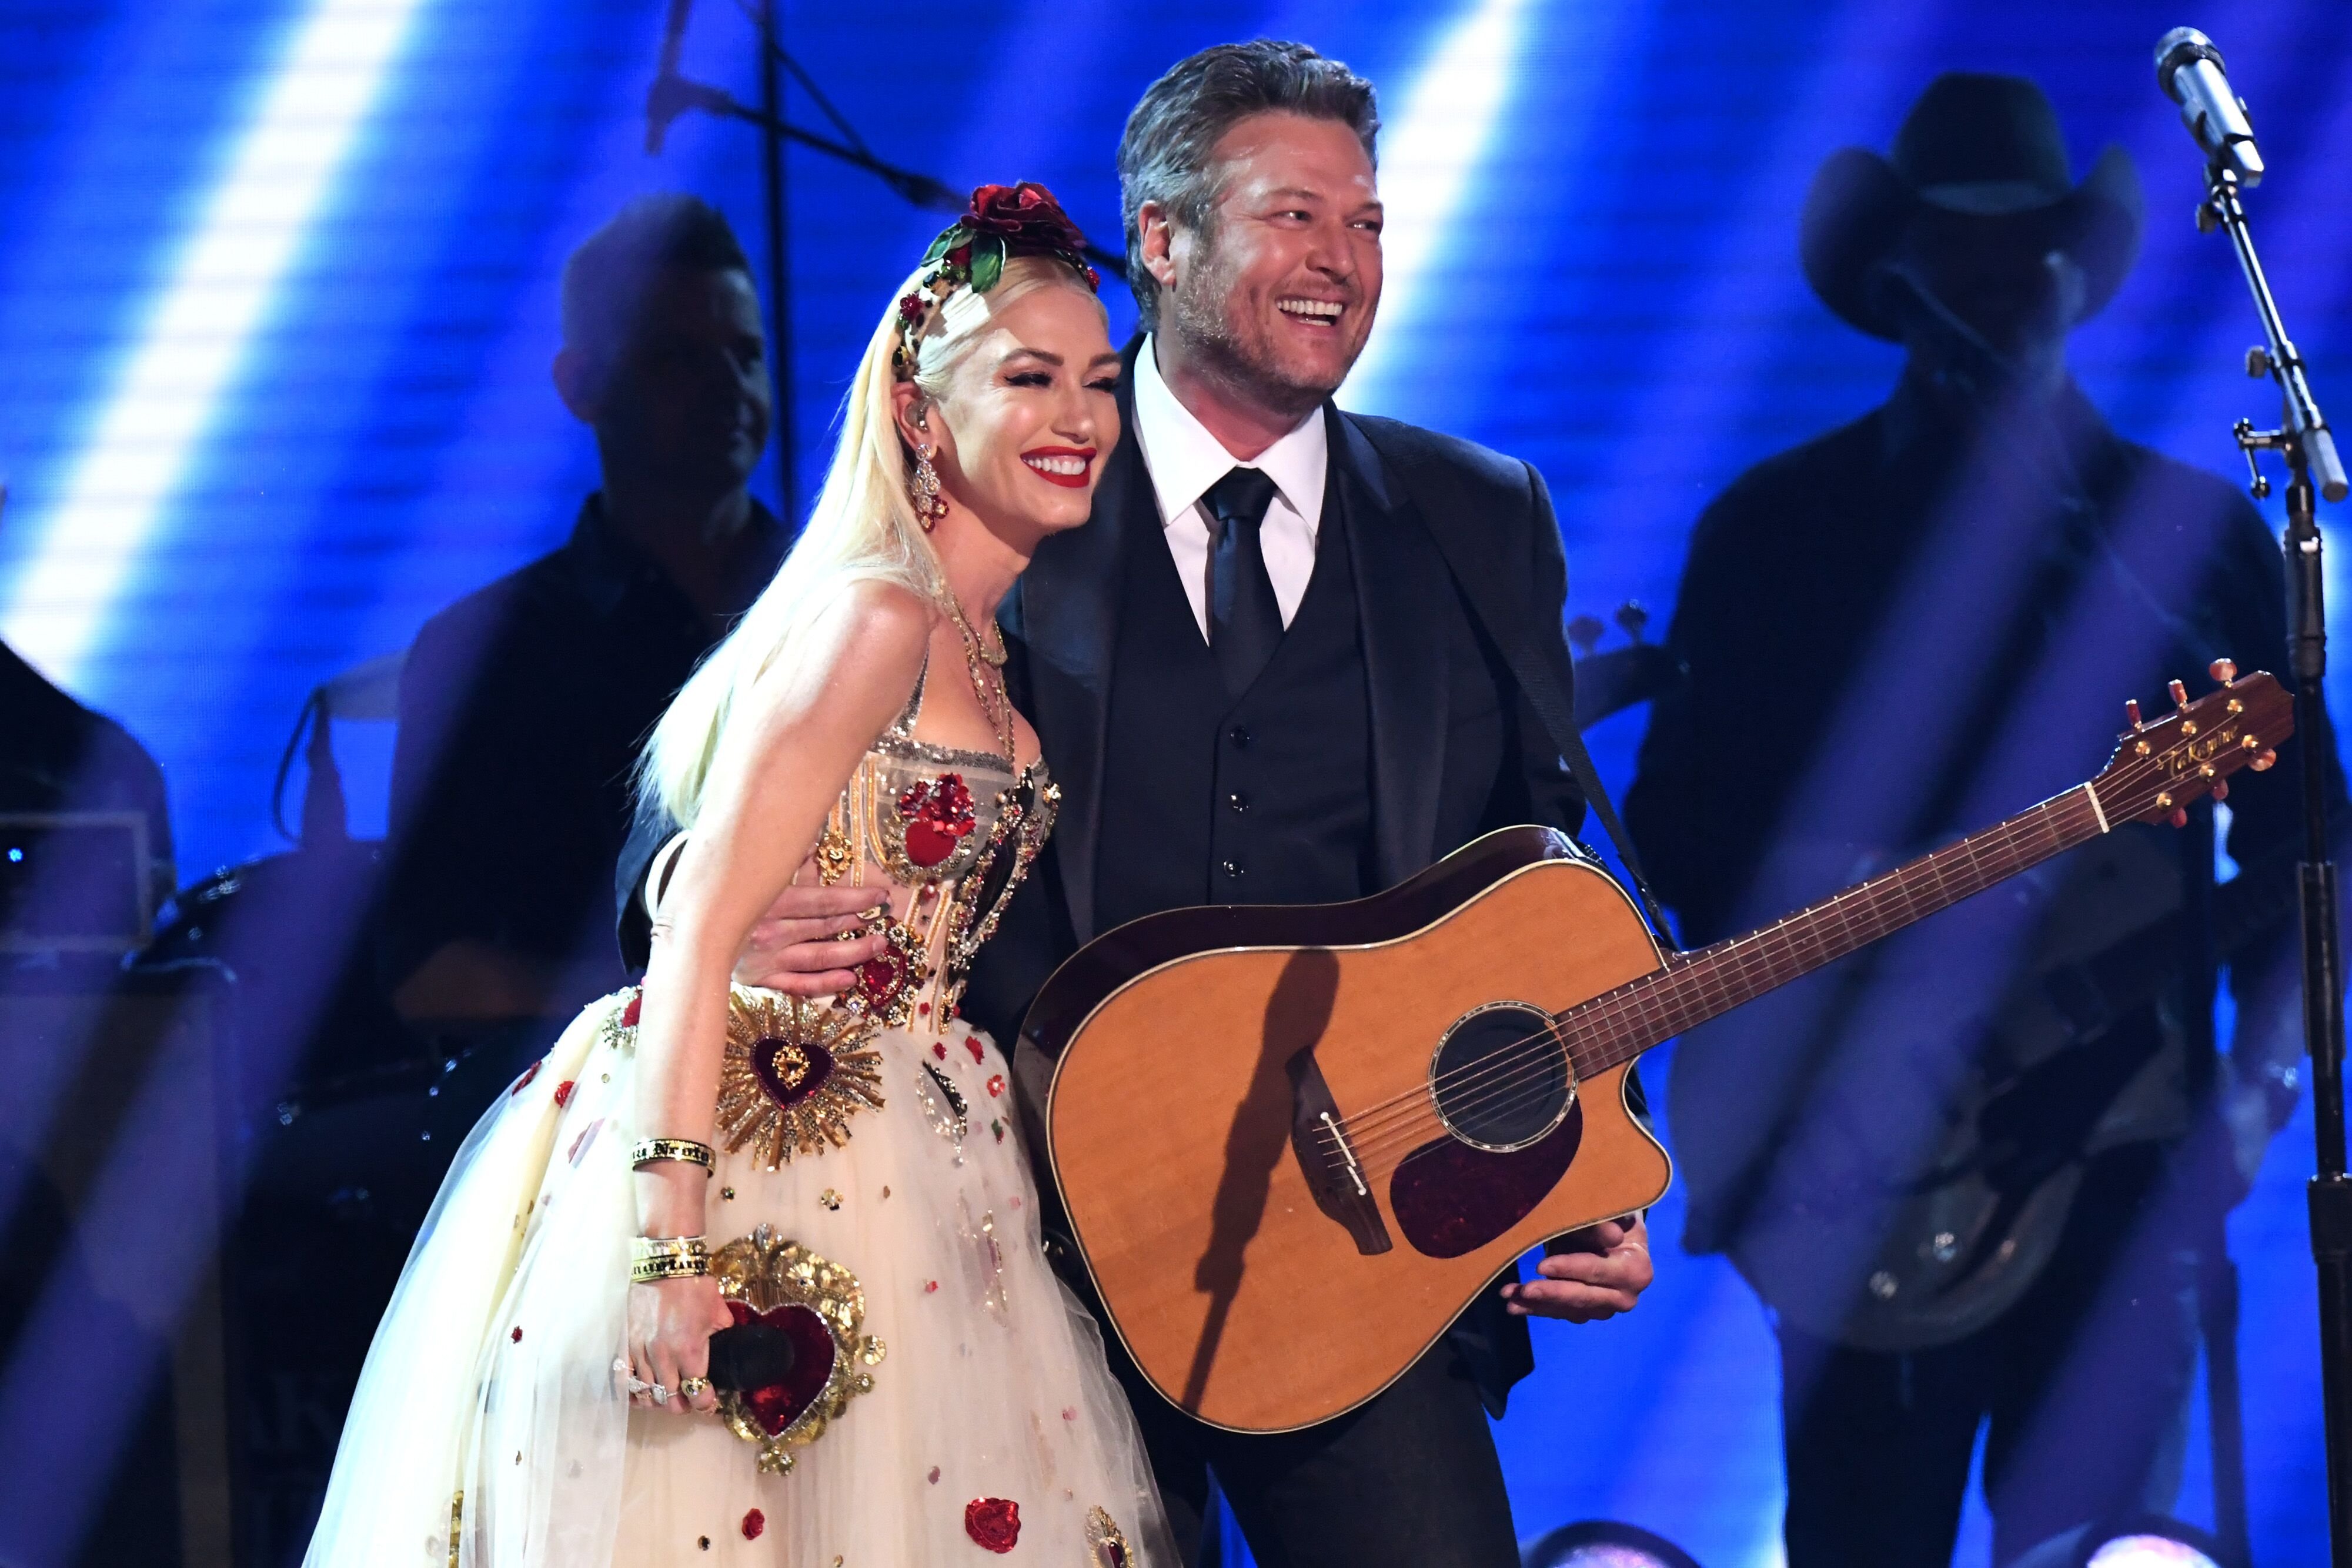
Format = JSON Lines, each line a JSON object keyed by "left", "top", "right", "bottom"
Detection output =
{"left": 649, "top": 73, "right": 1130, "bottom": 274}
{"left": 2207, "top": 169, "right": 2351, "bottom": 503}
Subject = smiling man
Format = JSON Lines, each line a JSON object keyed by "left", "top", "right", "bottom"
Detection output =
{"left": 968, "top": 54, "right": 1659, "bottom": 1563}
{"left": 616, "top": 42, "right": 1651, "bottom": 1568}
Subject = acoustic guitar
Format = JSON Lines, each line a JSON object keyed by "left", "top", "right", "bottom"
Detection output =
{"left": 1026, "top": 664, "right": 2293, "bottom": 1433}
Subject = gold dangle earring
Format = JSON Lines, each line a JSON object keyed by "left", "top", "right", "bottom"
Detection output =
{"left": 910, "top": 442, "right": 951, "bottom": 531}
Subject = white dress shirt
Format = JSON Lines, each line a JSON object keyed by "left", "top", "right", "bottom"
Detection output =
{"left": 1130, "top": 334, "right": 1328, "bottom": 641}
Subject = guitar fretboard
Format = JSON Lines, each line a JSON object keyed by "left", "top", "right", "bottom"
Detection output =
{"left": 1562, "top": 783, "right": 2110, "bottom": 1077}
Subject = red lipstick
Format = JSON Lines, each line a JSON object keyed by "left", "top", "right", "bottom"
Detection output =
{"left": 1021, "top": 445, "right": 1097, "bottom": 489}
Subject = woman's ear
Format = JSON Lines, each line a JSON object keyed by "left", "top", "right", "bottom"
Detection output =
{"left": 890, "top": 379, "right": 932, "bottom": 454}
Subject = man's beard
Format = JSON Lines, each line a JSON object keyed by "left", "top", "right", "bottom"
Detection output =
{"left": 1163, "top": 260, "right": 1342, "bottom": 421}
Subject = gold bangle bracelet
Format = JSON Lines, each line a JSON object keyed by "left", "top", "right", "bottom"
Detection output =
{"left": 630, "top": 1234, "right": 709, "bottom": 1260}
{"left": 630, "top": 1138, "right": 715, "bottom": 1174}
{"left": 630, "top": 1253, "right": 711, "bottom": 1284}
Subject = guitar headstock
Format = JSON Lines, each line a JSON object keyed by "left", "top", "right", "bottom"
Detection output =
{"left": 2090, "top": 660, "right": 2294, "bottom": 827}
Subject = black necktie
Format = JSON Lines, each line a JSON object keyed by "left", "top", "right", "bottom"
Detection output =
{"left": 1204, "top": 466, "right": 1284, "bottom": 697}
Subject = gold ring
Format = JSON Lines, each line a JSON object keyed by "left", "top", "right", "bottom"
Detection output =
{"left": 677, "top": 1376, "right": 710, "bottom": 1399}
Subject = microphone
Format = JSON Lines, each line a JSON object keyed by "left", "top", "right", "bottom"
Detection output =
{"left": 2156, "top": 27, "right": 2264, "bottom": 186}
{"left": 646, "top": 0, "right": 697, "bottom": 155}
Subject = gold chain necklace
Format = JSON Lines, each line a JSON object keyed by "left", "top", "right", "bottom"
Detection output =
{"left": 943, "top": 591, "right": 1015, "bottom": 764}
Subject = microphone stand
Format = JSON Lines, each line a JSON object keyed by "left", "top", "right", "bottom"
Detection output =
{"left": 2199, "top": 162, "right": 2352, "bottom": 1566}
{"left": 647, "top": 69, "right": 1128, "bottom": 275}
{"left": 646, "top": 41, "right": 1129, "bottom": 526}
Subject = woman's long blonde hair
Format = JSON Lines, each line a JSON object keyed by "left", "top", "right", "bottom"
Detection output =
{"left": 638, "top": 253, "right": 1098, "bottom": 828}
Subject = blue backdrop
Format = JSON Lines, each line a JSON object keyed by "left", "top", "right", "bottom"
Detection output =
{"left": 1, "top": 1, "right": 2346, "bottom": 1562}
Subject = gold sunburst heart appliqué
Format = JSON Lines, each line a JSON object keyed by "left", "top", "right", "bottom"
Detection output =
{"left": 716, "top": 988, "right": 885, "bottom": 1168}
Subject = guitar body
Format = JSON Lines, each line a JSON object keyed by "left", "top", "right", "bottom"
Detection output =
{"left": 1031, "top": 827, "right": 1674, "bottom": 1433}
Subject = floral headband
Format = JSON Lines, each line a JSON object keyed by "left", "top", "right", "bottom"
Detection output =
{"left": 892, "top": 182, "right": 1100, "bottom": 382}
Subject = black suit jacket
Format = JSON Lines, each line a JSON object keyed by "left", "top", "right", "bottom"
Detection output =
{"left": 617, "top": 341, "right": 1589, "bottom": 1410}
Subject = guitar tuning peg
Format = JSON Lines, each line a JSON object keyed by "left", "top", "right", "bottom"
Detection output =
{"left": 2253, "top": 748, "right": 2277, "bottom": 772}
{"left": 1566, "top": 614, "right": 1604, "bottom": 655}
{"left": 2211, "top": 779, "right": 2229, "bottom": 803}
{"left": 1613, "top": 601, "right": 1651, "bottom": 643}
{"left": 2170, "top": 807, "right": 2190, "bottom": 828}
{"left": 2125, "top": 698, "right": 2144, "bottom": 731}
{"left": 2209, "top": 657, "right": 2237, "bottom": 686}
{"left": 2170, "top": 679, "right": 2191, "bottom": 711}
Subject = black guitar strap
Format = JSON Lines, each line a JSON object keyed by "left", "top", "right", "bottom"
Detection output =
{"left": 1350, "top": 417, "right": 1677, "bottom": 948}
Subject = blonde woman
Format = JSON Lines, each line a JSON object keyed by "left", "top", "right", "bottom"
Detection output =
{"left": 306, "top": 185, "right": 1168, "bottom": 1567}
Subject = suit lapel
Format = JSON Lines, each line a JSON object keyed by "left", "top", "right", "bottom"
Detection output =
{"left": 1003, "top": 344, "right": 1148, "bottom": 944}
{"left": 1331, "top": 409, "right": 1449, "bottom": 885}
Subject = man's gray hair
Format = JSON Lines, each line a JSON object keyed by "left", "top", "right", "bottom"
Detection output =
{"left": 1117, "top": 41, "right": 1379, "bottom": 332}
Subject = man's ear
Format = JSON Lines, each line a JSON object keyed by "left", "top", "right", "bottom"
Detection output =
{"left": 1135, "top": 200, "right": 1178, "bottom": 293}
{"left": 552, "top": 345, "right": 603, "bottom": 425}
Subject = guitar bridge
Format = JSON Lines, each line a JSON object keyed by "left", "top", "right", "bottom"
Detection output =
{"left": 1287, "top": 1049, "right": 1392, "bottom": 1256}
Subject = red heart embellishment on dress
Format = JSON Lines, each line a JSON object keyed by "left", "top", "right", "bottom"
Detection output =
{"left": 897, "top": 775, "right": 977, "bottom": 868}
{"left": 727, "top": 1299, "right": 839, "bottom": 1436}
{"left": 854, "top": 948, "right": 910, "bottom": 1013}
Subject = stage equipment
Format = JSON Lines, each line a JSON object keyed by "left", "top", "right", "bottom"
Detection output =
{"left": 1565, "top": 601, "right": 1682, "bottom": 732}
{"left": 640, "top": 4, "right": 1126, "bottom": 527}
{"left": 2159, "top": 25, "right": 2352, "bottom": 1566}
{"left": 0, "top": 811, "right": 152, "bottom": 951}
{"left": 1523, "top": 1520, "right": 1703, "bottom": 1568}
{"left": 0, "top": 961, "right": 240, "bottom": 1567}
{"left": 1034, "top": 671, "right": 2288, "bottom": 1431}
{"left": 2157, "top": 29, "right": 2264, "bottom": 188}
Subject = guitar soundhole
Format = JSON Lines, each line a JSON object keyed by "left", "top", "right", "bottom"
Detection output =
{"left": 1430, "top": 1001, "right": 1575, "bottom": 1152}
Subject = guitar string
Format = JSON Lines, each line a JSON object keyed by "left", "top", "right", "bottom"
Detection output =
{"left": 1338, "top": 784, "right": 2113, "bottom": 1175}
{"left": 1315, "top": 731, "right": 2250, "bottom": 1178}
{"left": 1337, "top": 801, "right": 2083, "bottom": 1174}
{"left": 1342, "top": 793, "right": 2083, "bottom": 1174}
{"left": 1319, "top": 781, "right": 2123, "bottom": 1173}
{"left": 1322, "top": 787, "right": 2083, "bottom": 1146}
{"left": 1332, "top": 734, "right": 2256, "bottom": 1179}
{"left": 1331, "top": 824, "right": 2056, "bottom": 1178}
{"left": 1322, "top": 734, "right": 2221, "bottom": 1154}
{"left": 1324, "top": 797, "right": 2076, "bottom": 1166}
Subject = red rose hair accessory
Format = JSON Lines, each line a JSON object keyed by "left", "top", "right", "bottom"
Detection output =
{"left": 892, "top": 182, "right": 1098, "bottom": 382}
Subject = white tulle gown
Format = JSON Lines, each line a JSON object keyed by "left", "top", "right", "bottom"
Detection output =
{"left": 304, "top": 666, "right": 1170, "bottom": 1566}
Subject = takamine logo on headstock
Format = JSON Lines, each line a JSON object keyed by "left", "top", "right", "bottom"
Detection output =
{"left": 2092, "top": 659, "right": 2292, "bottom": 827}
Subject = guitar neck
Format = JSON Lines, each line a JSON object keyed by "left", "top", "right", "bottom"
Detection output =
{"left": 1580, "top": 783, "right": 2112, "bottom": 1074}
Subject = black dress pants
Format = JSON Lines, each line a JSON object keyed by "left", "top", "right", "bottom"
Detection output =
{"left": 1099, "top": 1325, "right": 1521, "bottom": 1568}
{"left": 1776, "top": 1146, "right": 2199, "bottom": 1568}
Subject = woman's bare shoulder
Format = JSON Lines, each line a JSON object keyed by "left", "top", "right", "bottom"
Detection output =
{"left": 749, "top": 577, "right": 938, "bottom": 728}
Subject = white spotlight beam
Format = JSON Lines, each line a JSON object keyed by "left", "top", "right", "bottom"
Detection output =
{"left": 0, "top": 0, "right": 431, "bottom": 686}
{"left": 1342, "top": 0, "right": 1532, "bottom": 410}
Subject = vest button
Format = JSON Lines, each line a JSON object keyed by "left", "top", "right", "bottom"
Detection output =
{"left": 1227, "top": 725, "right": 1251, "bottom": 748}
{"left": 1227, "top": 792, "right": 1249, "bottom": 814}
{"left": 1221, "top": 859, "right": 1244, "bottom": 878}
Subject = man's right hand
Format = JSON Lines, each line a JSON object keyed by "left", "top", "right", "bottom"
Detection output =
{"left": 732, "top": 882, "right": 889, "bottom": 994}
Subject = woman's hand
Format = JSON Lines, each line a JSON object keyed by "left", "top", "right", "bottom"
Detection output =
{"left": 626, "top": 1275, "right": 732, "bottom": 1414}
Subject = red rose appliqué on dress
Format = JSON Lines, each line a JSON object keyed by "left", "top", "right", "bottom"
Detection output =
{"left": 620, "top": 991, "right": 642, "bottom": 1028}
{"left": 897, "top": 774, "right": 977, "bottom": 868}
{"left": 740, "top": 1509, "right": 764, "bottom": 1540}
{"left": 964, "top": 1497, "right": 1021, "bottom": 1553}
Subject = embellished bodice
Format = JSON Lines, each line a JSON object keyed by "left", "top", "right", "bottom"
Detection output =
{"left": 809, "top": 660, "right": 1057, "bottom": 1029}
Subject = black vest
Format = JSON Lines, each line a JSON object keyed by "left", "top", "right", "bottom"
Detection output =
{"left": 1094, "top": 493, "right": 1374, "bottom": 930}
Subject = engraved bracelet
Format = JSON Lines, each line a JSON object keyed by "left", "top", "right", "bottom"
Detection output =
{"left": 630, "top": 1235, "right": 710, "bottom": 1284}
{"left": 630, "top": 1138, "right": 715, "bottom": 1175}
